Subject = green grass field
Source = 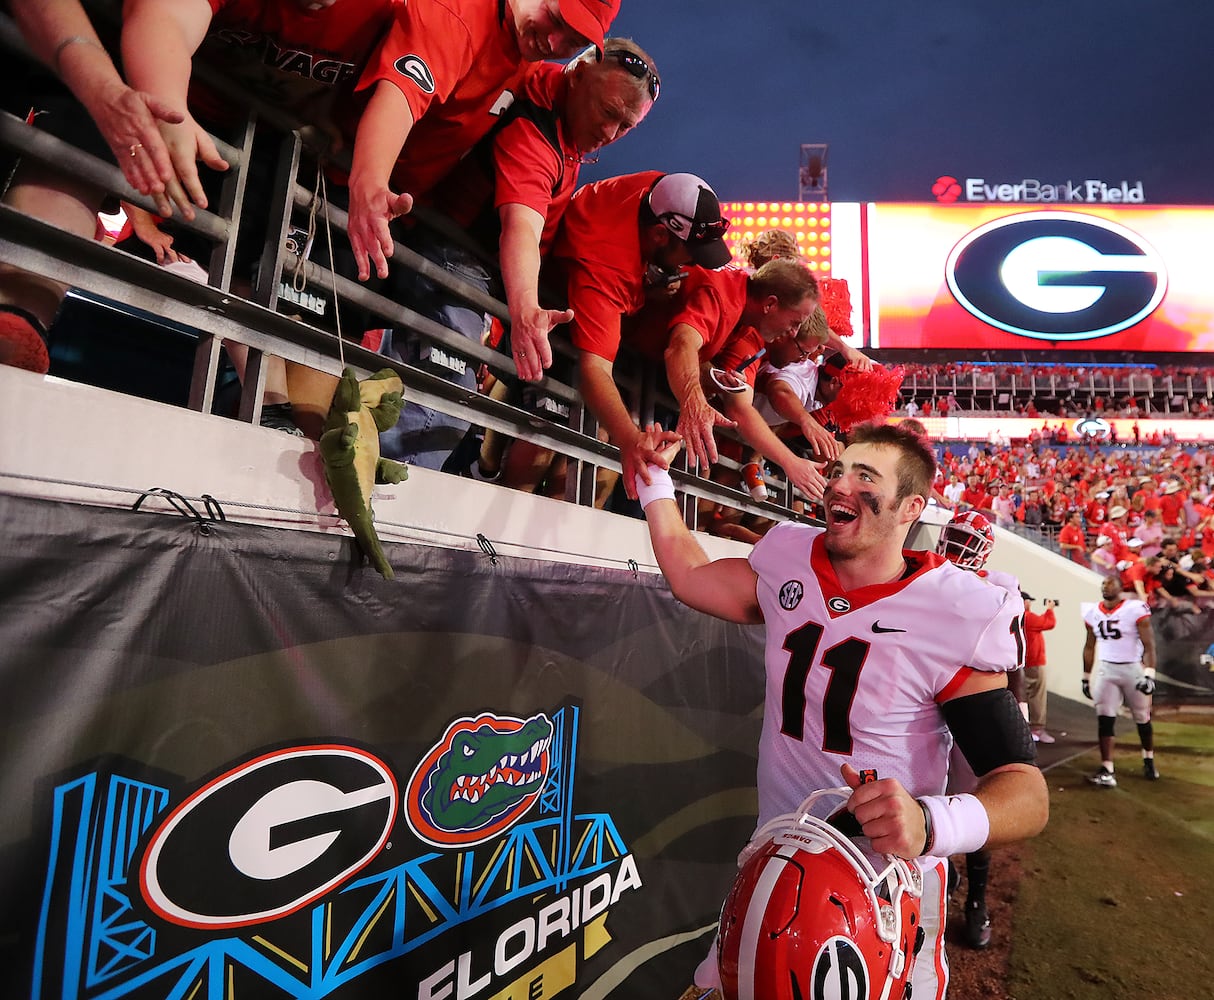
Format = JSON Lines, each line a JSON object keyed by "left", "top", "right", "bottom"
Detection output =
{"left": 1006, "top": 712, "right": 1214, "bottom": 999}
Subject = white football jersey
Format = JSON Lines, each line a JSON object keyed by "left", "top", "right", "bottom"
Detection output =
{"left": 1082, "top": 598, "right": 1151, "bottom": 662}
{"left": 976, "top": 568, "right": 1026, "bottom": 670}
{"left": 749, "top": 523, "right": 1024, "bottom": 827}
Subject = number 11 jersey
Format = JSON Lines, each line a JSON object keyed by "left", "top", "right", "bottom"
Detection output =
{"left": 748, "top": 522, "right": 1024, "bottom": 827}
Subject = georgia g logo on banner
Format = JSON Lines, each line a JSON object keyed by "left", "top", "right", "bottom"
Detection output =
{"left": 945, "top": 211, "right": 1167, "bottom": 341}
{"left": 138, "top": 745, "right": 397, "bottom": 929}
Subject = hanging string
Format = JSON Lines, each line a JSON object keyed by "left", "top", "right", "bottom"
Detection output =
{"left": 292, "top": 180, "right": 318, "bottom": 295}
{"left": 316, "top": 160, "right": 346, "bottom": 369}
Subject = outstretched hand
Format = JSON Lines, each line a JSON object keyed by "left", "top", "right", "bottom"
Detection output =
{"left": 88, "top": 80, "right": 184, "bottom": 215}
{"left": 676, "top": 394, "right": 734, "bottom": 471}
{"left": 347, "top": 179, "right": 414, "bottom": 280}
{"left": 511, "top": 304, "right": 574, "bottom": 381}
{"left": 623, "top": 424, "right": 683, "bottom": 501}
{"left": 154, "top": 114, "right": 230, "bottom": 221}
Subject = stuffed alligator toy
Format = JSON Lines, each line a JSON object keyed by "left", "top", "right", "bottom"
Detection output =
{"left": 319, "top": 367, "right": 408, "bottom": 579}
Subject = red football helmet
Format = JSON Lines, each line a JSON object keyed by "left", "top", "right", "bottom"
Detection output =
{"left": 936, "top": 509, "right": 995, "bottom": 570}
{"left": 717, "top": 788, "right": 923, "bottom": 1000}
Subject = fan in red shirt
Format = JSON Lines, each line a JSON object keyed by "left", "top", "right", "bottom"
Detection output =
{"left": 1098, "top": 505, "right": 1133, "bottom": 560}
{"left": 429, "top": 41, "right": 658, "bottom": 380}
{"left": 124, "top": 0, "right": 403, "bottom": 212}
{"left": 653, "top": 260, "right": 823, "bottom": 495}
{"left": 1058, "top": 511, "right": 1089, "bottom": 566}
{"left": 1158, "top": 480, "right": 1187, "bottom": 527}
{"left": 422, "top": 40, "right": 658, "bottom": 484}
{"left": 959, "top": 474, "right": 991, "bottom": 512}
{"left": 346, "top": 0, "right": 620, "bottom": 281}
{"left": 549, "top": 171, "right": 733, "bottom": 497}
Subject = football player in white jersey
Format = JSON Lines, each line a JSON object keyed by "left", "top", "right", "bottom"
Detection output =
{"left": 635, "top": 422, "right": 1048, "bottom": 1000}
{"left": 1081, "top": 575, "right": 1159, "bottom": 785}
{"left": 935, "top": 510, "right": 1026, "bottom": 951}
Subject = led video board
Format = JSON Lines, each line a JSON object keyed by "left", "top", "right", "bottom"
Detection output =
{"left": 721, "top": 201, "right": 832, "bottom": 273}
{"left": 867, "top": 204, "right": 1214, "bottom": 352}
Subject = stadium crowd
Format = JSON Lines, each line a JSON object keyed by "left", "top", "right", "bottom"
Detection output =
{"left": 2, "top": 0, "right": 890, "bottom": 500}
{"left": 3, "top": 1, "right": 1212, "bottom": 576}
{"left": 937, "top": 439, "right": 1214, "bottom": 613}
{"left": 896, "top": 361, "right": 1214, "bottom": 419}
{"left": 0, "top": 9, "right": 1206, "bottom": 1000}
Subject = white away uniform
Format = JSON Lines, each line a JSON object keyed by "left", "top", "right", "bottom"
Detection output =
{"left": 749, "top": 523, "right": 1023, "bottom": 827}
{"left": 1082, "top": 598, "right": 1153, "bottom": 722}
{"left": 692, "top": 522, "right": 1024, "bottom": 1000}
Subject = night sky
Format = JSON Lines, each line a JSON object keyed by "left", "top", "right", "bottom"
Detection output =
{"left": 583, "top": 0, "right": 1214, "bottom": 206}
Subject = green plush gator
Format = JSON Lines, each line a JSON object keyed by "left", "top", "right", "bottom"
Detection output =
{"left": 319, "top": 367, "right": 408, "bottom": 579}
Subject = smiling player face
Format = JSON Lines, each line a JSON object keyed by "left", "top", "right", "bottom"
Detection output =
{"left": 822, "top": 443, "right": 919, "bottom": 561}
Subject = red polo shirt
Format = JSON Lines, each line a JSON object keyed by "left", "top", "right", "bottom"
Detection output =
{"left": 428, "top": 61, "right": 577, "bottom": 254}
{"left": 356, "top": 0, "right": 535, "bottom": 198}
{"left": 551, "top": 170, "right": 663, "bottom": 362}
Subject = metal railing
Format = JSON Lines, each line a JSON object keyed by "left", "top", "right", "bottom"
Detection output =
{"left": 0, "top": 17, "right": 812, "bottom": 530}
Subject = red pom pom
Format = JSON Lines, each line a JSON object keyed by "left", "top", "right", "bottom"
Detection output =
{"left": 817, "top": 276, "right": 853, "bottom": 337}
{"left": 822, "top": 364, "right": 906, "bottom": 432}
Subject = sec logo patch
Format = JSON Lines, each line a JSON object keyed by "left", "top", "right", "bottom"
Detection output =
{"left": 779, "top": 580, "right": 804, "bottom": 610}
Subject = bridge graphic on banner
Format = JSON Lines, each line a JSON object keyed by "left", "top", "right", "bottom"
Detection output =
{"left": 34, "top": 706, "right": 631, "bottom": 998}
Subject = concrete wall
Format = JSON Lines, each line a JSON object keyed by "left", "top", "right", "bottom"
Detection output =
{"left": 1, "top": 366, "right": 1091, "bottom": 700}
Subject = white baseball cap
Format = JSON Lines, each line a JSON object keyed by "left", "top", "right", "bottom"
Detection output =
{"left": 647, "top": 173, "right": 732, "bottom": 269}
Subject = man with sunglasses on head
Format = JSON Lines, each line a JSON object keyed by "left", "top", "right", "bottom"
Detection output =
{"left": 549, "top": 170, "right": 734, "bottom": 501}
{"left": 434, "top": 39, "right": 660, "bottom": 383}
{"left": 346, "top": 0, "right": 621, "bottom": 282}
{"left": 375, "top": 37, "right": 659, "bottom": 470}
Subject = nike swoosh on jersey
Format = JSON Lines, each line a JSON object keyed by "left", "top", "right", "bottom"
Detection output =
{"left": 871, "top": 622, "right": 907, "bottom": 633}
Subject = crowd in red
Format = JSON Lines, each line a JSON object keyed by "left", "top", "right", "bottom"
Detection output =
{"left": 897, "top": 362, "right": 1214, "bottom": 419}
{"left": 937, "top": 440, "right": 1214, "bottom": 613}
{"left": 900, "top": 361, "right": 1214, "bottom": 384}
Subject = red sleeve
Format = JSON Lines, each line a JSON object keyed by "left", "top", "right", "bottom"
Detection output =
{"left": 669, "top": 277, "right": 726, "bottom": 349}
{"left": 936, "top": 665, "right": 976, "bottom": 703}
{"left": 567, "top": 266, "right": 628, "bottom": 362}
{"left": 355, "top": 6, "right": 473, "bottom": 121}
{"left": 493, "top": 119, "right": 563, "bottom": 218}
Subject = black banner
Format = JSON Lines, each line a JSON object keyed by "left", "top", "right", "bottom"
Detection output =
{"left": 0, "top": 494, "right": 765, "bottom": 999}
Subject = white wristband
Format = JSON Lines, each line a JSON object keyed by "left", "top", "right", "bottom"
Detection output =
{"left": 1142, "top": 666, "right": 1156, "bottom": 679}
{"left": 917, "top": 793, "right": 990, "bottom": 859}
{"left": 635, "top": 465, "right": 675, "bottom": 510}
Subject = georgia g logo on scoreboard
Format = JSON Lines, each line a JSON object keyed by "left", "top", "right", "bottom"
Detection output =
{"left": 945, "top": 212, "right": 1167, "bottom": 341}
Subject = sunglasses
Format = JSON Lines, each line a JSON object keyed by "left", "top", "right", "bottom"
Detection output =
{"left": 602, "top": 49, "right": 660, "bottom": 101}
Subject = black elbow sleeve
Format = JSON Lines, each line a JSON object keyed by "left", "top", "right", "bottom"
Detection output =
{"left": 943, "top": 687, "right": 1037, "bottom": 776}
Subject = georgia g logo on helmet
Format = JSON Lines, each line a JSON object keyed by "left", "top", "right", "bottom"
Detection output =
{"left": 717, "top": 788, "right": 922, "bottom": 1000}
{"left": 945, "top": 212, "right": 1166, "bottom": 342}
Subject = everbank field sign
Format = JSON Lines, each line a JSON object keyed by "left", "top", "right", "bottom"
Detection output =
{"left": 932, "top": 175, "right": 1145, "bottom": 204}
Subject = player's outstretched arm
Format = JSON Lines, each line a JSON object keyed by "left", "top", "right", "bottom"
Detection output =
{"left": 636, "top": 442, "right": 762, "bottom": 625}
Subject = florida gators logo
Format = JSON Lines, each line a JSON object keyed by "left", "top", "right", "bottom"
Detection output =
{"left": 405, "top": 713, "right": 553, "bottom": 847}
